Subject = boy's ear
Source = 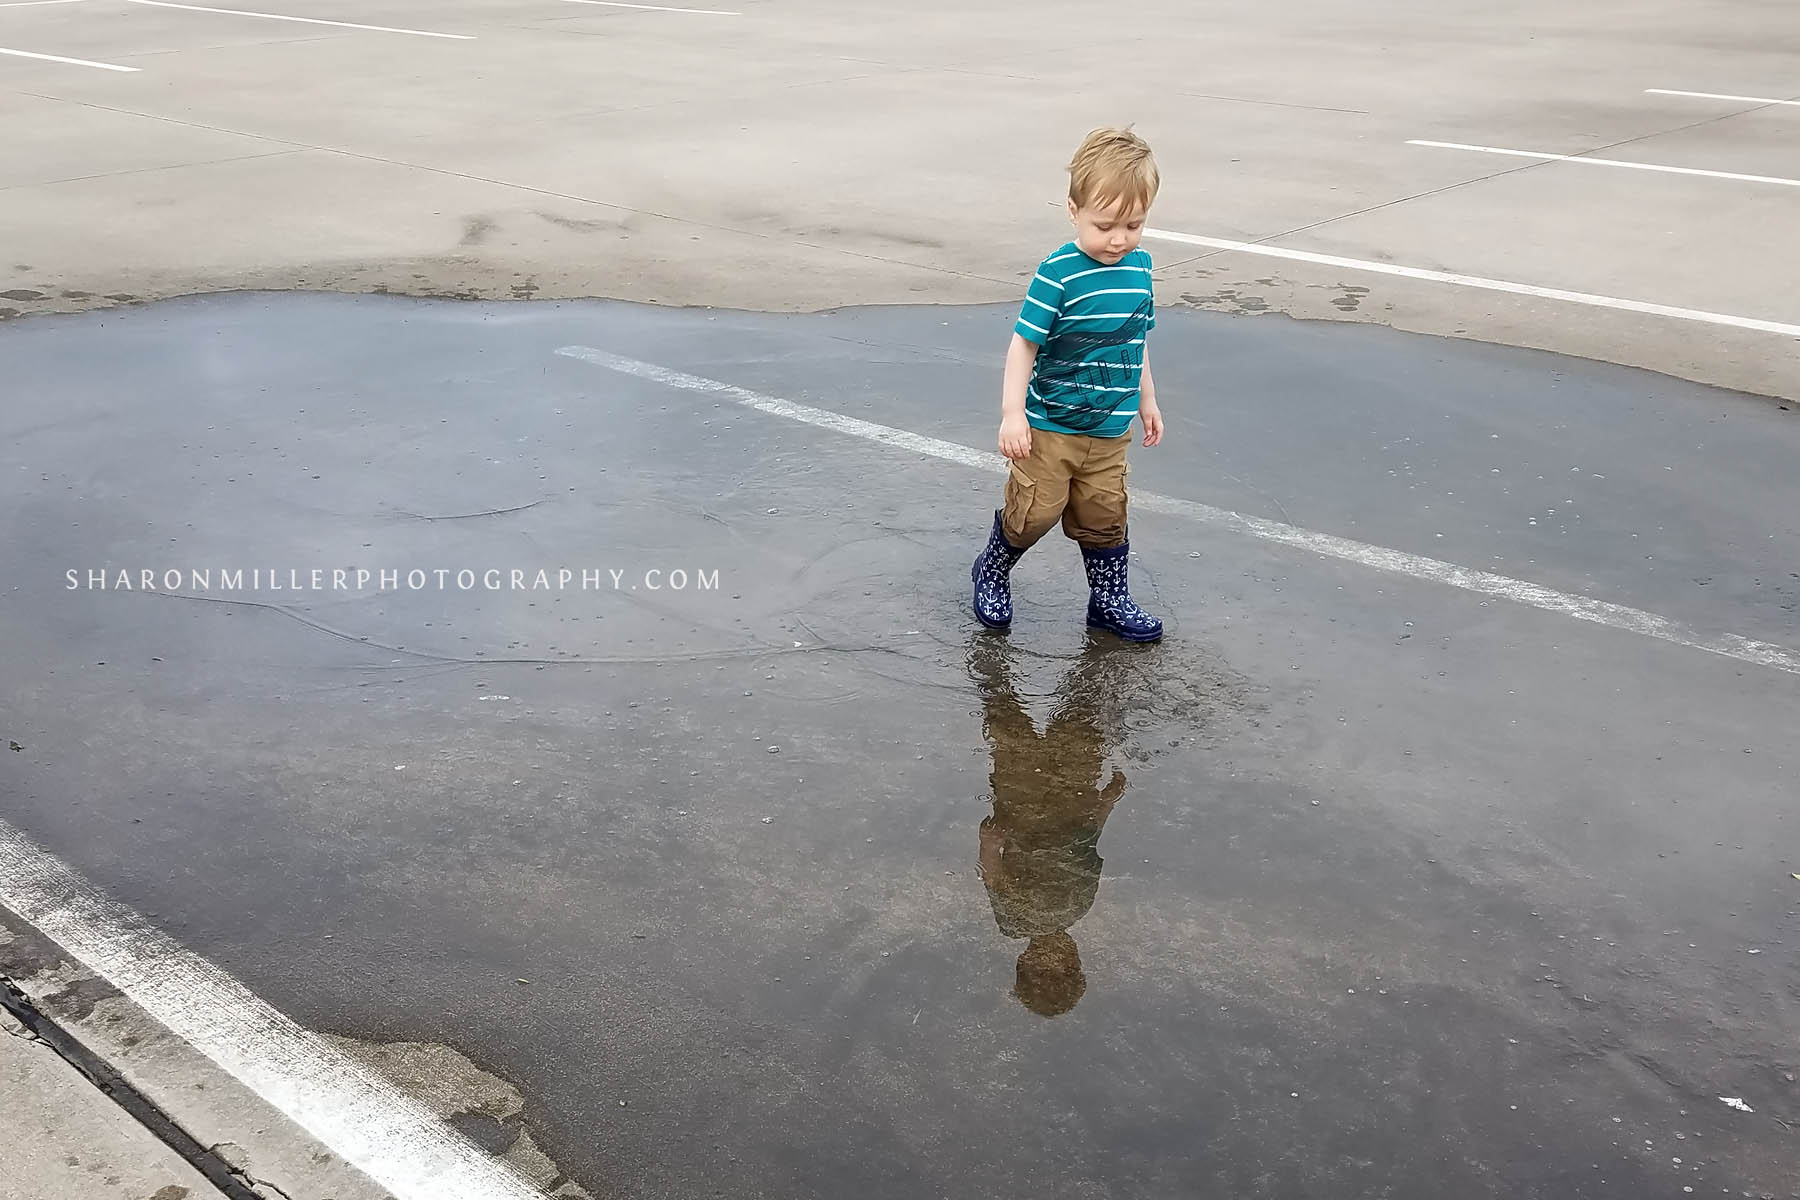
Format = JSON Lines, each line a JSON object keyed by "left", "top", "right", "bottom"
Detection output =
{"left": 1066, "top": 197, "right": 1078, "bottom": 223}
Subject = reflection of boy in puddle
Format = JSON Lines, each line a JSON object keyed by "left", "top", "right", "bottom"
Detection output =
{"left": 971, "top": 639, "right": 1127, "bottom": 1017}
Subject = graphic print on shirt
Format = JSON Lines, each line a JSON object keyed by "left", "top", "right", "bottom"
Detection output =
{"left": 1013, "top": 245, "right": 1156, "bottom": 439}
{"left": 1032, "top": 294, "right": 1153, "bottom": 433}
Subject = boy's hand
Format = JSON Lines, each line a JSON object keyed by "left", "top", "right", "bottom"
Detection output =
{"left": 999, "top": 412, "right": 1032, "bottom": 460}
{"left": 1139, "top": 401, "right": 1164, "bottom": 447}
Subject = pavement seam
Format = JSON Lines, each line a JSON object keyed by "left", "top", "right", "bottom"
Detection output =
{"left": 0, "top": 974, "right": 267, "bottom": 1200}
{"left": 0, "top": 149, "right": 308, "bottom": 194}
{"left": 1176, "top": 90, "right": 1370, "bottom": 115}
{"left": 1153, "top": 99, "right": 1799, "bottom": 274}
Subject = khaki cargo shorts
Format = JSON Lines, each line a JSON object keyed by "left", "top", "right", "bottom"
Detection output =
{"left": 1000, "top": 427, "right": 1131, "bottom": 550}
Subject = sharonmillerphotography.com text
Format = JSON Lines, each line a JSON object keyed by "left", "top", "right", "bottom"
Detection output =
{"left": 65, "top": 566, "right": 724, "bottom": 593}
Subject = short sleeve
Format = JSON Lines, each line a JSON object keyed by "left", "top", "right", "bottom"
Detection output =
{"left": 1141, "top": 252, "right": 1156, "bottom": 331}
{"left": 1013, "top": 259, "right": 1064, "bottom": 345}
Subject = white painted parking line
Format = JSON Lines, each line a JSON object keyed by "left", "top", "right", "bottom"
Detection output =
{"left": 124, "top": 0, "right": 474, "bottom": 39}
{"left": 1646, "top": 89, "right": 1800, "bottom": 108}
{"left": 1409, "top": 139, "right": 1800, "bottom": 188}
{"left": 556, "top": 346, "right": 1800, "bottom": 679}
{"left": 0, "top": 0, "right": 90, "bottom": 8}
{"left": 0, "top": 817, "right": 545, "bottom": 1200}
{"left": 0, "top": 44, "right": 137, "bottom": 70}
{"left": 557, "top": 0, "right": 741, "bottom": 12}
{"left": 1142, "top": 229, "right": 1800, "bottom": 339}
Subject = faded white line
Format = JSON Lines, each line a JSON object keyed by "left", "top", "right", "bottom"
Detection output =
{"left": 0, "top": 817, "right": 543, "bottom": 1200}
{"left": 0, "top": 0, "right": 90, "bottom": 8}
{"left": 1142, "top": 229, "right": 1800, "bottom": 339}
{"left": 0, "top": 44, "right": 137, "bottom": 69}
{"left": 1646, "top": 88, "right": 1800, "bottom": 108}
{"left": 124, "top": 0, "right": 474, "bottom": 39}
{"left": 556, "top": 346, "right": 1800, "bottom": 678}
{"left": 556, "top": 0, "right": 739, "bottom": 12}
{"left": 1409, "top": 138, "right": 1800, "bottom": 188}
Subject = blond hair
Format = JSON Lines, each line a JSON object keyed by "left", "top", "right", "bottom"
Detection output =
{"left": 1066, "top": 126, "right": 1160, "bottom": 217}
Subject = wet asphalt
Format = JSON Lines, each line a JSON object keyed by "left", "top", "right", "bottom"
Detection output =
{"left": 1, "top": 294, "right": 1797, "bottom": 1198}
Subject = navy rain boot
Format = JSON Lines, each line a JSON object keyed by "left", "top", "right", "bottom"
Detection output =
{"left": 971, "top": 510, "right": 1027, "bottom": 628}
{"left": 1081, "top": 541, "right": 1163, "bottom": 641}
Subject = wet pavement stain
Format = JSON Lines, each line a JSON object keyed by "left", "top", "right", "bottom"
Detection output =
{"left": 322, "top": 1034, "right": 595, "bottom": 1198}
{"left": 38, "top": 974, "right": 119, "bottom": 1023}
{"left": 1180, "top": 289, "right": 1272, "bottom": 314}
{"left": 535, "top": 212, "right": 622, "bottom": 235}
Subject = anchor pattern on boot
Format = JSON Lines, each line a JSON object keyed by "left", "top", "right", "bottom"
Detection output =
{"left": 1083, "top": 547, "right": 1161, "bottom": 639}
{"left": 972, "top": 514, "right": 1026, "bottom": 627}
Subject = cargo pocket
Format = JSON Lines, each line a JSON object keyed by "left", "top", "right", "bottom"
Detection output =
{"left": 1002, "top": 462, "right": 1044, "bottom": 545}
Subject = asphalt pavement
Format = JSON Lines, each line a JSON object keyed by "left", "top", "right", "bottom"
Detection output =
{"left": 2, "top": 292, "right": 1795, "bottom": 1197}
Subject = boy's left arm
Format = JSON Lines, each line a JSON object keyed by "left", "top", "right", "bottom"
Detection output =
{"left": 1139, "top": 349, "right": 1164, "bottom": 447}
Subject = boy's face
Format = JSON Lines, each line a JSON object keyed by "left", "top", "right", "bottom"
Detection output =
{"left": 1067, "top": 195, "right": 1147, "bottom": 265}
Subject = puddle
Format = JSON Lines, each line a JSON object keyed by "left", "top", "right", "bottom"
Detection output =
{"left": 967, "top": 633, "right": 1248, "bottom": 1016}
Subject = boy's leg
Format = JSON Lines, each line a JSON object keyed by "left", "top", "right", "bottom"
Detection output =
{"left": 1064, "top": 434, "right": 1162, "bottom": 641}
{"left": 972, "top": 431, "right": 1078, "bottom": 629}
{"left": 1002, "top": 429, "right": 1080, "bottom": 549}
{"left": 1060, "top": 432, "right": 1130, "bottom": 548}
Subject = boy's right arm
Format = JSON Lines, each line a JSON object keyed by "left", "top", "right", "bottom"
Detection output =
{"left": 1003, "top": 257, "right": 1060, "bottom": 460}
{"left": 999, "top": 333, "right": 1038, "bottom": 460}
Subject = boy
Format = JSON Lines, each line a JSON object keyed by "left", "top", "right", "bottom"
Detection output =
{"left": 970, "top": 126, "right": 1165, "bottom": 642}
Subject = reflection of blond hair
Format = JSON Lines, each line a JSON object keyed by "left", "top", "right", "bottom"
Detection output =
{"left": 1067, "top": 127, "right": 1160, "bottom": 217}
{"left": 1013, "top": 932, "right": 1086, "bottom": 1017}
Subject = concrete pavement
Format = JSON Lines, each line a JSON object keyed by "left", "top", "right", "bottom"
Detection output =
{"left": 0, "top": 0, "right": 1796, "bottom": 398}
{"left": 2, "top": 293, "right": 1796, "bottom": 1198}
{"left": 1, "top": 1001, "right": 218, "bottom": 1200}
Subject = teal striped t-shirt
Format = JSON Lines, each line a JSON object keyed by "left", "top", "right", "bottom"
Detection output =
{"left": 1012, "top": 243, "right": 1156, "bottom": 438}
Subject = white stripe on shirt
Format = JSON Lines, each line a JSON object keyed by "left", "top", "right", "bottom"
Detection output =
{"left": 1063, "top": 264, "right": 1151, "bottom": 283}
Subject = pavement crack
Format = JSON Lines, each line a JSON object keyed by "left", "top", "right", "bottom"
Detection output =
{"left": 391, "top": 499, "right": 547, "bottom": 521}
{"left": 2, "top": 1018, "right": 42, "bottom": 1043}
{"left": 1211, "top": 468, "right": 1297, "bottom": 525}
{"left": 141, "top": 587, "right": 856, "bottom": 667}
{"left": 207, "top": 1148, "right": 295, "bottom": 1200}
